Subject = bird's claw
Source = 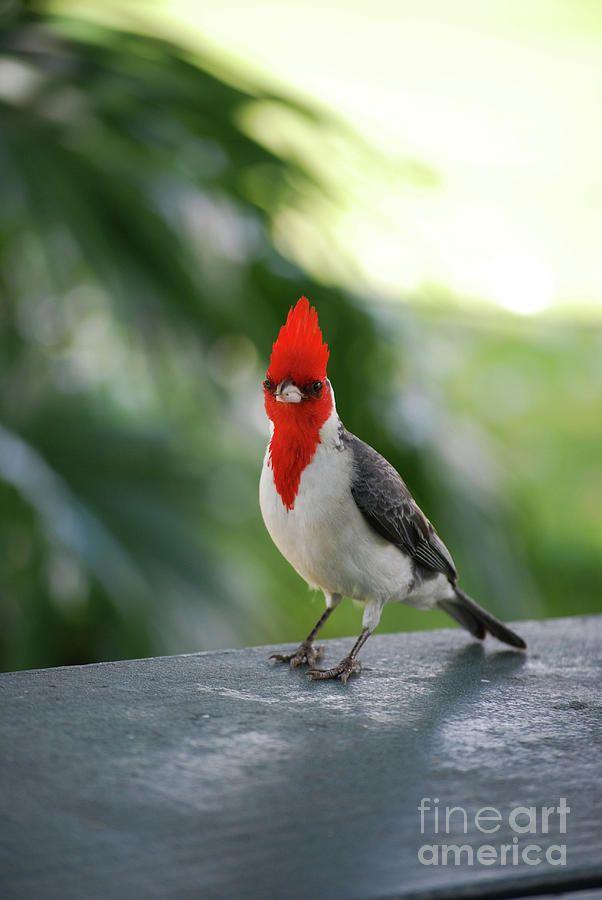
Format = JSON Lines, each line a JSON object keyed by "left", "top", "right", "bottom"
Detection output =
{"left": 270, "top": 642, "right": 324, "bottom": 668}
{"left": 307, "top": 656, "right": 361, "bottom": 683}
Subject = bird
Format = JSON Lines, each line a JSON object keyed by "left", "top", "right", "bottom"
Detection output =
{"left": 259, "top": 296, "right": 526, "bottom": 682}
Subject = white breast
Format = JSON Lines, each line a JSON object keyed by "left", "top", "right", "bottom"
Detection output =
{"left": 259, "top": 409, "right": 416, "bottom": 605}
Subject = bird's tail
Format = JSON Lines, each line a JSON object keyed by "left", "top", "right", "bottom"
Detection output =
{"left": 438, "top": 586, "right": 527, "bottom": 650}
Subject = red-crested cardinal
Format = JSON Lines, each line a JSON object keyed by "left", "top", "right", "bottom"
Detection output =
{"left": 260, "top": 297, "right": 526, "bottom": 682}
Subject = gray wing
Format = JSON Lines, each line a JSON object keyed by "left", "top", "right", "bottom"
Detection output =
{"left": 342, "top": 430, "right": 457, "bottom": 583}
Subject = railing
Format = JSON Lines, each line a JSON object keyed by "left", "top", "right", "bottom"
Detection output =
{"left": 1, "top": 615, "right": 600, "bottom": 899}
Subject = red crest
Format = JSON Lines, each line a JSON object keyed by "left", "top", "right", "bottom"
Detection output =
{"left": 267, "top": 296, "right": 329, "bottom": 385}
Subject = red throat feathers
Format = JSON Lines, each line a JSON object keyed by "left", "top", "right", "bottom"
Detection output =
{"left": 264, "top": 297, "right": 333, "bottom": 510}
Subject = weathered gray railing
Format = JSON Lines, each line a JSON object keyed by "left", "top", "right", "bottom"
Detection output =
{"left": 1, "top": 615, "right": 601, "bottom": 899}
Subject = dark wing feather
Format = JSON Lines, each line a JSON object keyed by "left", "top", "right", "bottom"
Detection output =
{"left": 343, "top": 430, "right": 457, "bottom": 583}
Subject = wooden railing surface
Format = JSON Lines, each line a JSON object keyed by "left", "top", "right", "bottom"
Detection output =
{"left": 1, "top": 615, "right": 601, "bottom": 899}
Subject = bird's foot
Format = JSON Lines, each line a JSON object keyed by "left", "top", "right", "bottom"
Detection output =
{"left": 270, "top": 641, "right": 324, "bottom": 669}
{"left": 307, "top": 655, "right": 361, "bottom": 684}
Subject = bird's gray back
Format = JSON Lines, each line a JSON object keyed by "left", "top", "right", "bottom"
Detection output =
{"left": 341, "top": 428, "right": 458, "bottom": 583}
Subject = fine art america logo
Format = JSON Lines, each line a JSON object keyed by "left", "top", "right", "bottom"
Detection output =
{"left": 418, "top": 798, "right": 570, "bottom": 867}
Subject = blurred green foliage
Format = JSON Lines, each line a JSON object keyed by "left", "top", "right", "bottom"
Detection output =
{"left": 0, "top": 4, "right": 600, "bottom": 671}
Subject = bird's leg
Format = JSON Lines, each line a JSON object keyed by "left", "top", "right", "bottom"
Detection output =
{"left": 307, "top": 627, "right": 372, "bottom": 683}
{"left": 270, "top": 594, "right": 341, "bottom": 668}
{"left": 308, "top": 599, "right": 381, "bottom": 682}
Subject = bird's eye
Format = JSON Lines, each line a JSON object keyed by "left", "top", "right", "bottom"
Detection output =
{"left": 311, "top": 380, "right": 323, "bottom": 396}
{"left": 263, "top": 378, "right": 274, "bottom": 392}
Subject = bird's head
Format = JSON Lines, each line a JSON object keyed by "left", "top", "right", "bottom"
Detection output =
{"left": 263, "top": 296, "right": 333, "bottom": 429}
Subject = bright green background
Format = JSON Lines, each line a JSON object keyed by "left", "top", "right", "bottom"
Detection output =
{"left": 1, "top": 2, "right": 600, "bottom": 671}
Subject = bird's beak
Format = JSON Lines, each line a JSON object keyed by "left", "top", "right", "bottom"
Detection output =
{"left": 275, "top": 379, "right": 304, "bottom": 404}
